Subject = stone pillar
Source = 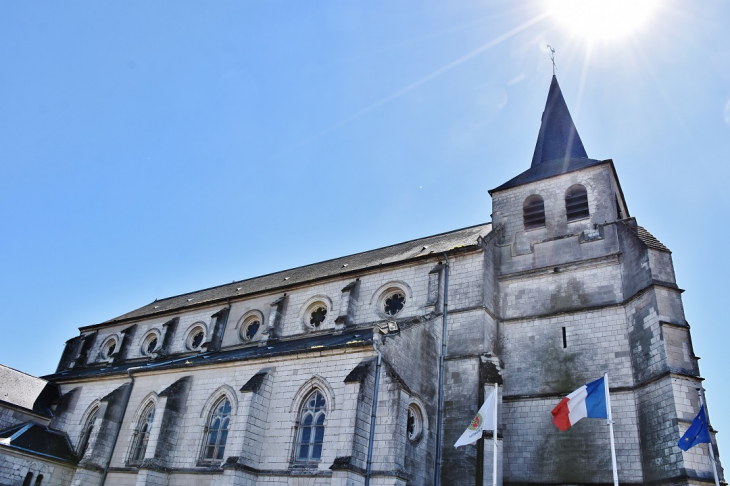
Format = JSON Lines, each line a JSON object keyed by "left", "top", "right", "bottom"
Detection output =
{"left": 71, "top": 383, "right": 131, "bottom": 486}
{"left": 261, "top": 294, "right": 287, "bottom": 343}
{"left": 135, "top": 376, "right": 192, "bottom": 486}
{"left": 221, "top": 369, "right": 274, "bottom": 485}
{"left": 335, "top": 280, "right": 360, "bottom": 331}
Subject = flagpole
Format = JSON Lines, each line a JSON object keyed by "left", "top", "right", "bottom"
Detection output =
{"left": 493, "top": 383, "right": 498, "bottom": 486}
{"left": 604, "top": 373, "right": 619, "bottom": 486}
{"left": 697, "top": 389, "right": 721, "bottom": 486}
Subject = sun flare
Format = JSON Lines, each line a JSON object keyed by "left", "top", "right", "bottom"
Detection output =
{"left": 547, "top": 0, "right": 659, "bottom": 41}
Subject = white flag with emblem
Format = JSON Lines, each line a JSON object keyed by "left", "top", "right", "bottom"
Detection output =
{"left": 454, "top": 390, "right": 496, "bottom": 448}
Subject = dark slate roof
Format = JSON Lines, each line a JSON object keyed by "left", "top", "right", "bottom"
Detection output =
{"left": 90, "top": 223, "right": 492, "bottom": 328}
{"left": 0, "top": 423, "right": 77, "bottom": 463}
{"left": 0, "top": 365, "right": 59, "bottom": 417}
{"left": 43, "top": 328, "right": 373, "bottom": 381}
{"left": 490, "top": 157, "right": 607, "bottom": 193}
{"left": 637, "top": 225, "right": 670, "bottom": 252}
{"left": 531, "top": 75, "right": 588, "bottom": 168}
{"left": 489, "top": 76, "right": 600, "bottom": 194}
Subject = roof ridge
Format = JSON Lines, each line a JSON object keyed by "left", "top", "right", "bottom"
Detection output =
{"left": 141, "top": 222, "right": 492, "bottom": 305}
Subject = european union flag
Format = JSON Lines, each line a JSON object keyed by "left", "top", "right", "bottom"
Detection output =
{"left": 678, "top": 405, "right": 712, "bottom": 451}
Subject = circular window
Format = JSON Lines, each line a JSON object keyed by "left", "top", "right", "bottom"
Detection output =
{"left": 309, "top": 305, "right": 327, "bottom": 328}
{"left": 237, "top": 311, "right": 264, "bottom": 342}
{"left": 407, "top": 404, "right": 424, "bottom": 442}
{"left": 186, "top": 325, "right": 206, "bottom": 350}
{"left": 384, "top": 292, "right": 406, "bottom": 316}
{"left": 239, "top": 315, "right": 262, "bottom": 342}
{"left": 141, "top": 332, "right": 160, "bottom": 356}
{"left": 101, "top": 338, "right": 117, "bottom": 360}
{"left": 300, "top": 297, "right": 332, "bottom": 332}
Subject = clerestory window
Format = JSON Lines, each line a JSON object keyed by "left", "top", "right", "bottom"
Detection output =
{"left": 294, "top": 390, "right": 326, "bottom": 465}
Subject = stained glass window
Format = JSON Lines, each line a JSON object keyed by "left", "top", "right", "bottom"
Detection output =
{"left": 201, "top": 398, "right": 232, "bottom": 461}
{"left": 128, "top": 403, "right": 155, "bottom": 465}
{"left": 295, "top": 390, "right": 326, "bottom": 463}
{"left": 309, "top": 307, "right": 327, "bottom": 327}
{"left": 385, "top": 293, "right": 405, "bottom": 316}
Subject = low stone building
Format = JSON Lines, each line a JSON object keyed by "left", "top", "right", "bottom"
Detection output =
{"left": 0, "top": 76, "right": 723, "bottom": 486}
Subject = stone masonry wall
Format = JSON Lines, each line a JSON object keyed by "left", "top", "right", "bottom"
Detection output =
{"left": 0, "top": 449, "right": 75, "bottom": 486}
{"left": 502, "top": 393, "right": 642, "bottom": 483}
{"left": 500, "top": 305, "right": 634, "bottom": 397}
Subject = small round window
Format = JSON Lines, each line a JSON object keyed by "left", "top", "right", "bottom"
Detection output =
{"left": 309, "top": 305, "right": 327, "bottom": 328}
{"left": 141, "top": 332, "right": 160, "bottom": 356}
{"left": 186, "top": 325, "right": 206, "bottom": 350}
{"left": 384, "top": 292, "right": 406, "bottom": 316}
{"left": 102, "top": 338, "right": 117, "bottom": 360}
{"left": 407, "top": 404, "right": 424, "bottom": 442}
{"left": 239, "top": 314, "right": 262, "bottom": 342}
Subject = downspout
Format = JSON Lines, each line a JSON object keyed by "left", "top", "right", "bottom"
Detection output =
{"left": 365, "top": 331, "right": 383, "bottom": 486}
{"left": 100, "top": 353, "right": 202, "bottom": 485}
{"left": 434, "top": 253, "right": 450, "bottom": 486}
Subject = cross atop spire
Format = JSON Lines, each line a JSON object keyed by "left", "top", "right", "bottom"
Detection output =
{"left": 530, "top": 75, "right": 587, "bottom": 168}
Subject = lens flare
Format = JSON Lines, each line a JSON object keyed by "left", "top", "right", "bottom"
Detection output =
{"left": 547, "top": 0, "right": 659, "bottom": 41}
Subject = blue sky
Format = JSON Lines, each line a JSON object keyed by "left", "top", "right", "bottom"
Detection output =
{"left": 1, "top": 0, "right": 728, "bottom": 462}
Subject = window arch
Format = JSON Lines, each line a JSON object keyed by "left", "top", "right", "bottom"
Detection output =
{"left": 200, "top": 397, "right": 232, "bottom": 462}
{"left": 33, "top": 474, "right": 43, "bottom": 486}
{"left": 78, "top": 406, "right": 99, "bottom": 457}
{"left": 294, "top": 390, "right": 327, "bottom": 464}
{"left": 565, "top": 185, "right": 589, "bottom": 221}
{"left": 523, "top": 195, "right": 546, "bottom": 230}
{"left": 128, "top": 402, "right": 155, "bottom": 465}
{"left": 22, "top": 472, "right": 33, "bottom": 486}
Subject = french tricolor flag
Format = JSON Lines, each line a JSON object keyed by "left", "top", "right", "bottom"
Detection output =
{"left": 551, "top": 376, "right": 608, "bottom": 431}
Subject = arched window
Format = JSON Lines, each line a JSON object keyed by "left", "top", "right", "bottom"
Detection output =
{"left": 294, "top": 390, "right": 327, "bottom": 464}
{"left": 128, "top": 402, "right": 155, "bottom": 465}
{"left": 201, "top": 397, "right": 232, "bottom": 462}
{"left": 78, "top": 407, "right": 99, "bottom": 458}
{"left": 523, "top": 195, "right": 546, "bottom": 230}
{"left": 33, "top": 474, "right": 43, "bottom": 486}
{"left": 22, "top": 472, "right": 33, "bottom": 486}
{"left": 565, "top": 185, "right": 589, "bottom": 221}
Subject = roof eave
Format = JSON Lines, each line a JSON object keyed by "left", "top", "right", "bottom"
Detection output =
{"left": 79, "top": 242, "right": 484, "bottom": 331}
{"left": 488, "top": 159, "right": 612, "bottom": 195}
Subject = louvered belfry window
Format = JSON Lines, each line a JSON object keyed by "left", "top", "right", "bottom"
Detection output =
{"left": 523, "top": 195, "right": 546, "bottom": 230}
{"left": 565, "top": 185, "right": 589, "bottom": 221}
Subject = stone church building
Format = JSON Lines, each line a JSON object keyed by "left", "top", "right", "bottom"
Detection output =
{"left": 0, "top": 76, "right": 723, "bottom": 486}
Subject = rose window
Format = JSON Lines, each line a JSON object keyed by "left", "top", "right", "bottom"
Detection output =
{"left": 309, "top": 306, "right": 327, "bottom": 327}
{"left": 384, "top": 293, "right": 405, "bottom": 316}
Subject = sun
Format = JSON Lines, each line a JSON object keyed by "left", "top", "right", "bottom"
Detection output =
{"left": 547, "top": 0, "right": 660, "bottom": 41}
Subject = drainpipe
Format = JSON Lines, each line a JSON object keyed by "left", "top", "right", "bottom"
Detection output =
{"left": 100, "top": 353, "right": 201, "bottom": 485}
{"left": 365, "top": 331, "right": 383, "bottom": 486}
{"left": 434, "top": 254, "right": 450, "bottom": 486}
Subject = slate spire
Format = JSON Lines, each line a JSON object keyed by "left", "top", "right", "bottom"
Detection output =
{"left": 531, "top": 76, "right": 588, "bottom": 167}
